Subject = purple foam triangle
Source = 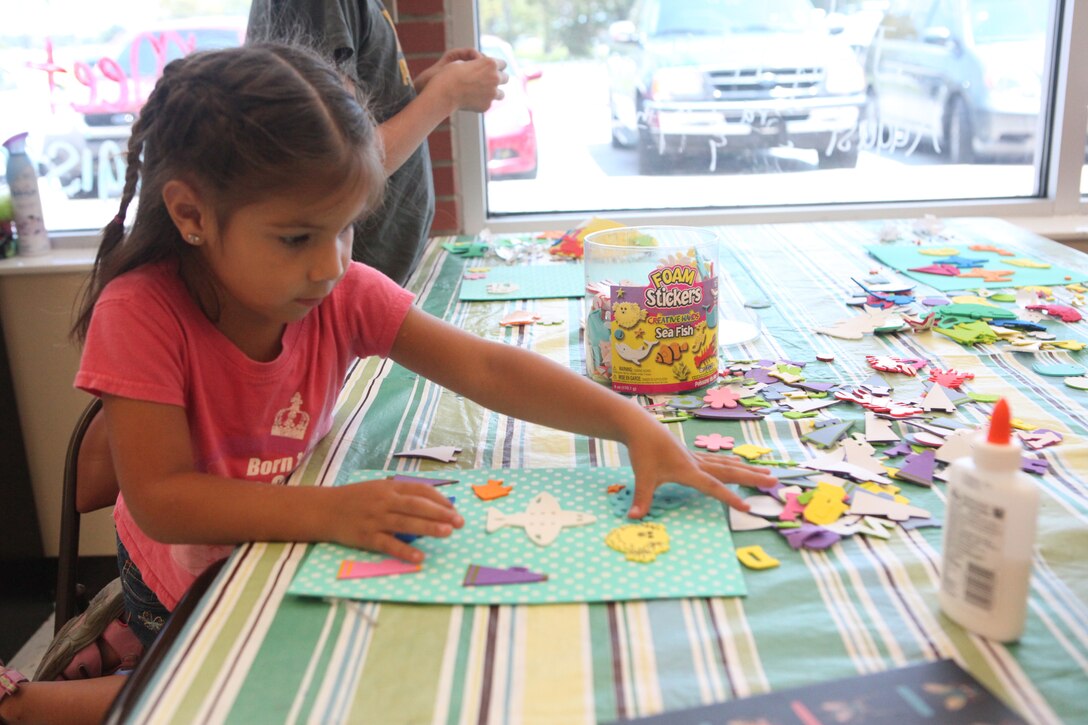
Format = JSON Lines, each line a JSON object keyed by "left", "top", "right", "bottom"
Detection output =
{"left": 463, "top": 564, "right": 549, "bottom": 586}
{"left": 391, "top": 474, "right": 459, "bottom": 487}
{"left": 882, "top": 441, "right": 915, "bottom": 458}
{"left": 896, "top": 449, "right": 937, "bottom": 486}
{"left": 691, "top": 407, "right": 765, "bottom": 420}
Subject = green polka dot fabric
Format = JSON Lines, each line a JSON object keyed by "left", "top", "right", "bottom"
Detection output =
{"left": 287, "top": 468, "right": 748, "bottom": 604}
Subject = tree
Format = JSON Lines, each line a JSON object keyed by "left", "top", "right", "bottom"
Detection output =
{"left": 479, "top": 0, "right": 636, "bottom": 59}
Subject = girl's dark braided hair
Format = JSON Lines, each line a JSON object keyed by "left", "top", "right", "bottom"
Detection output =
{"left": 72, "top": 41, "right": 385, "bottom": 341}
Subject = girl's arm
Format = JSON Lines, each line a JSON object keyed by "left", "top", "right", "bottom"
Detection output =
{"left": 390, "top": 309, "right": 776, "bottom": 517}
{"left": 379, "top": 52, "right": 507, "bottom": 173}
{"left": 102, "top": 394, "right": 462, "bottom": 562}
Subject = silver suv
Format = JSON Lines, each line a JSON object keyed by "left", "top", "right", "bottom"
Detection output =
{"left": 607, "top": 0, "right": 868, "bottom": 173}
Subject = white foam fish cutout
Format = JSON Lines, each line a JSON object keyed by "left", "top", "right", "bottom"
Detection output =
{"left": 486, "top": 492, "right": 597, "bottom": 546}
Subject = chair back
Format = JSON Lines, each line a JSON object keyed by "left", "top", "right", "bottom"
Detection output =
{"left": 55, "top": 397, "right": 120, "bottom": 633}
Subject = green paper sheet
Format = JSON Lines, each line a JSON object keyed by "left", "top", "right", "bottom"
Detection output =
{"left": 866, "top": 243, "right": 1088, "bottom": 290}
{"left": 459, "top": 263, "right": 585, "bottom": 300}
{"left": 287, "top": 468, "right": 747, "bottom": 604}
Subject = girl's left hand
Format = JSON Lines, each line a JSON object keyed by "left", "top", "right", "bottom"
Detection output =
{"left": 624, "top": 423, "right": 777, "bottom": 519}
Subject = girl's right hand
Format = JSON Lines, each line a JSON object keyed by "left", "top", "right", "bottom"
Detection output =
{"left": 327, "top": 479, "right": 464, "bottom": 563}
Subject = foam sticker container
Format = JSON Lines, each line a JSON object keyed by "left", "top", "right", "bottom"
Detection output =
{"left": 584, "top": 226, "right": 719, "bottom": 394}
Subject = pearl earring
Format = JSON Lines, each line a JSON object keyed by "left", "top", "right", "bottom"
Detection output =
{"left": 187, "top": 233, "right": 201, "bottom": 244}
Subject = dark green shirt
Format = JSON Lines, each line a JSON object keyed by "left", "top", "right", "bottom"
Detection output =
{"left": 247, "top": 0, "right": 436, "bottom": 285}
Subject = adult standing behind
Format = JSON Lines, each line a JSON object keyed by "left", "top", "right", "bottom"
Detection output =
{"left": 247, "top": 0, "right": 507, "bottom": 285}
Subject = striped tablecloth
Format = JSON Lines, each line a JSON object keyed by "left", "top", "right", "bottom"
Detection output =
{"left": 118, "top": 219, "right": 1088, "bottom": 724}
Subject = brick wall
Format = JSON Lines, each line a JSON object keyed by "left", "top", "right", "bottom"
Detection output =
{"left": 393, "top": 0, "right": 461, "bottom": 235}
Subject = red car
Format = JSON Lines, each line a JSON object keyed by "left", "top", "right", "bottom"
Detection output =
{"left": 481, "top": 35, "right": 540, "bottom": 180}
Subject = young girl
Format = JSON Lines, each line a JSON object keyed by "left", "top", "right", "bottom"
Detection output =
{"left": 0, "top": 41, "right": 772, "bottom": 723}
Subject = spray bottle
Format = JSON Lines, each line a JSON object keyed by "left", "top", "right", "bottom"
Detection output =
{"left": 939, "top": 398, "right": 1039, "bottom": 641}
{"left": 2, "top": 132, "right": 50, "bottom": 256}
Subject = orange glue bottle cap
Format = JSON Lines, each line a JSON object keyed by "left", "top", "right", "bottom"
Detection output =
{"left": 975, "top": 397, "right": 1021, "bottom": 471}
{"left": 987, "top": 398, "right": 1011, "bottom": 445}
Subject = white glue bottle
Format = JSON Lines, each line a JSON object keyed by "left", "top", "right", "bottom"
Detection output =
{"left": 939, "top": 398, "right": 1039, "bottom": 641}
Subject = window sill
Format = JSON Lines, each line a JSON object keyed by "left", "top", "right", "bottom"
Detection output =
{"left": 0, "top": 247, "right": 96, "bottom": 276}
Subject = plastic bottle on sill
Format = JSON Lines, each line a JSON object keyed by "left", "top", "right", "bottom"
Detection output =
{"left": 2, "top": 132, "right": 50, "bottom": 256}
{"left": 938, "top": 398, "right": 1039, "bottom": 642}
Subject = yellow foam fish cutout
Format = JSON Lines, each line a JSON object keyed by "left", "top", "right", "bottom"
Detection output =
{"left": 605, "top": 522, "right": 670, "bottom": 563}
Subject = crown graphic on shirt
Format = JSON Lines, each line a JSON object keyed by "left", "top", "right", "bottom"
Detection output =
{"left": 272, "top": 392, "right": 310, "bottom": 440}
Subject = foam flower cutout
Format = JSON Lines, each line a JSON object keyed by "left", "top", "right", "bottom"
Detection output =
{"left": 703, "top": 386, "right": 744, "bottom": 409}
{"left": 694, "top": 434, "right": 735, "bottom": 452}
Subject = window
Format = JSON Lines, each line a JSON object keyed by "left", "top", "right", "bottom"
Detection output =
{"left": 2, "top": 0, "right": 1085, "bottom": 244}
{"left": 465, "top": 0, "right": 1088, "bottom": 233}
{"left": 0, "top": 1, "right": 248, "bottom": 240}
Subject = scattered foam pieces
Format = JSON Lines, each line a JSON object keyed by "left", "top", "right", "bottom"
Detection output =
{"left": 849, "top": 489, "right": 931, "bottom": 521}
{"left": 864, "top": 411, "right": 900, "bottom": 444}
{"left": 781, "top": 523, "right": 841, "bottom": 550}
{"left": 856, "top": 516, "right": 895, "bottom": 539}
{"left": 935, "top": 429, "right": 976, "bottom": 464}
{"left": 605, "top": 522, "right": 670, "bottom": 563}
{"left": 816, "top": 309, "right": 903, "bottom": 340}
{"left": 866, "top": 355, "right": 928, "bottom": 376}
{"left": 921, "top": 384, "right": 957, "bottom": 413}
{"left": 802, "top": 421, "right": 854, "bottom": 449}
{"left": 744, "top": 494, "right": 786, "bottom": 518}
{"left": 1018, "top": 429, "right": 1063, "bottom": 450}
{"left": 736, "top": 545, "right": 780, "bottom": 570}
{"left": 802, "top": 482, "right": 849, "bottom": 525}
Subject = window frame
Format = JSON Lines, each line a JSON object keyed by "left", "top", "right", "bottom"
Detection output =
{"left": 452, "top": 0, "right": 1088, "bottom": 239}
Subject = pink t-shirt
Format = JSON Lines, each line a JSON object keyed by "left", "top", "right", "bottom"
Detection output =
{"left": 75, "top": 260, "right": 414, "bottom": 609}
